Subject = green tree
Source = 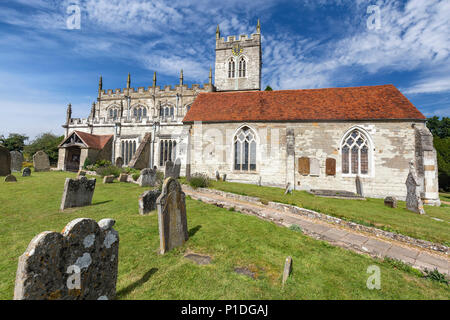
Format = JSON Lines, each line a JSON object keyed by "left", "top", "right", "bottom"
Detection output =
{"left": 0, "top": 133, "right": 28, "bottom": 151}
{"left": 426, "top": 116, "right": 450, "bottom": 138}
{"left": 24, "top": 132, "right": 64, "bottom": 165}
{"left": 426, "top": 117, "right": 450, "bottom": 191}
{"left": 264, "top": 85, "right": 273, "bottom": 91}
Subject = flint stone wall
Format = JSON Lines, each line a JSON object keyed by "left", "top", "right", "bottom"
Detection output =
{"left": 14, "top": 218, "right": 119, "bottom": 300}
{"left": 60, "top": 177, "right": 96, "bottom": 210}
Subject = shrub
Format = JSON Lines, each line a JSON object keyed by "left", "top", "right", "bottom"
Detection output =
{"left": 289, "top": 224, "right": 303, "bottom": 233}
{"left": 94, "top": 159, "right": 112, "bottom": 168}
{"left": 188, "top": 173, "right": 210, "bottom": 189}
{"left": 132, "top": 173, "right": 140, "bottom": 181}
{"left": 424, "top": 268, "right": 449, "bottom": 285}
{"left": 22, "top": 161, "right": 33, "bottom": 168}
{"left": 83, "top": 158, "right": 92, "bottom": 170}
{"left": 96, "top": 165, "right": 121, "bottom": 177}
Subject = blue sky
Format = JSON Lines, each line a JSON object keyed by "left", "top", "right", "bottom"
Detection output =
{"left": 0, "top": 0, "right": 449, "bottom": 139}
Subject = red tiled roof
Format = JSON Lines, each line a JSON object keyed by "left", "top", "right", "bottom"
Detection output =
{"left": 183, "top": 85, "right": 425, "bottom": 123}
{"left": 60, "top": 131, "right": 113, "bottom": 150}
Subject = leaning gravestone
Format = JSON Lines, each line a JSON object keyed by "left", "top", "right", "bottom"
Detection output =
{"left": 10, "top": 151, "right": 23, "bottom": 172}
{"left": 0, "top": 145, "right": 11, "bottom": 176}
{"left": 355, "top": 176, "right": 364, "bottom": 197}
{"left": 138, "top": 190, "right": 162, "bottom": 215}
{"left": 164, "top": 158, "right": 181, "bottom": 179}
{"left": 138, "top": 168, "right": 157, "bottom": 187}
{"left": 60, "top": 177, "right": 96, "bottom": 211}
{"left": 157, "top": 177, "right": 188, "bottom": 254}
{"left": 284, "top": 182, "right": 293, "bottom": 195}
{"left": 14, "top": 218, "right": 119, "bottom": 300}
{"left": 282, "top": 256, "right": 293, "bottom": 285}
{"left": 33, "top": 151, "right": 50, "bottom": 172}
{"left": 103, "top": 175, "right": 115, "bottom": 184}
{"left": 5, "top": 174, "right": 17, "bottom": 182}
{"left": 115, "top": 157, "right": 123, "bottom": 169}
{"left": 22, "top": 167, "right": 31, "bottom": 177}
{"left": 405, "top": 162, "right": 425, "bottom": 215}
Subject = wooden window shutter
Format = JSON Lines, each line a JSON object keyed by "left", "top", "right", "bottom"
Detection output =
{"left": 298, "top": 157, "right": 310, "bottom": 175}
{"left": 326, "top": 158, "right": 336, "bottom": 176}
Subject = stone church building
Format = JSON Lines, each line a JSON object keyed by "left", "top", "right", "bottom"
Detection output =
{"left": 58, "top": 21, "right": 440, "bottom": 206}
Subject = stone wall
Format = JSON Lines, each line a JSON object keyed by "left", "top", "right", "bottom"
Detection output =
{"left": 186, "top": 121, "right": 439, "bottom": 203}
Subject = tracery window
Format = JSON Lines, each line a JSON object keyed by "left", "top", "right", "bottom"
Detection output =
{"left": 159, "top": 139, "right": 177, "bottom": 166}
{"left": 132, "top": 106, "right": 147, "bottom": 120}
{"left": 121, "top": 139, "right": 138, "bottom": 165}
{"left": 341, "top": 129, "right": 370, "bottom": 175}
{"left": 234, "top": 126, "right": 256, "bottom": 172}
{"left": 108, "top": 107, "right": 119, "bottom": 120}
{"left": 238, "top": 57, "right": 246, "bottom": 77}
{"left": 228, "top": 58, "right": 235, "bottom": 78}
{"left": 160, "top": 105, "right": 174, "bottom": 121}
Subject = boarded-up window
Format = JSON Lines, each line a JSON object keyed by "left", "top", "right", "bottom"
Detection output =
{"left": 326, "top": 158, "right": 336, "bottom": 176}
{"left": 298, "top": 157, "right": 310, "bottom": 175}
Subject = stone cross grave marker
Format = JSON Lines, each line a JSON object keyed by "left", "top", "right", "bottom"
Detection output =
{"left": 138, "top": 168, "right": 157, "bottom": 187}
{"left": 60, "top": 177, "right": 96, "bottom": 211}
{"left": 10, "top": 151, "right": 23, "bottom": 172}
{"left": 14, "top": 218, "right": 119, "bottom": 300}
{"left": 0, "top": 145, "right": 11, "bottom": 176}
{"left": 139, "top": 190, "right": 162, "bottom": 215}
{"left": 157, "top": 177, "right": 188, "bottom": 254}
{"left": 405, "top": 163, "right": 425, "bottom": 214}
{"left": 33, "top": 151, "right": 50, "bottom": 172}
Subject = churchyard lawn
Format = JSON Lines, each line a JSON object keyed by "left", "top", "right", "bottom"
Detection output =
{"left": 181, "top": 179, "right": 450, "bottom": 246}
{"left": 0, "top": 171, "right": 449, "bottom": 299}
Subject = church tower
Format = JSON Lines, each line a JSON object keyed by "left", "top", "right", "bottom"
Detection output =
{"left": 214, "top": 20, "right": 262, "bottom": 92}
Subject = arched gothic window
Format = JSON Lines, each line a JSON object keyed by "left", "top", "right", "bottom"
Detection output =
{"left": 160, "top": 105, "right": 174, "bottom": 121}
{"left": 238, "top": 57, "right": 246, "bottom": 77}
{"left": 234, "top": 126, "right": 257, "bottom": 172}
{"left": 108, "top": 107, "right": 119, "bottom": 120}
{"left": 341, "top": 129, "right": 370, "bottom": 175}
{"left": 121, "top": 139, "right": 138, "bottom": 165}
{"left": 159, "top": 139, "right": 177, "bottom": 166}
{"left": 132, "top": 106, "right": 147, "bottom": 120}
{"left": 228, "top": 58, "right": 235, "bottom": 78}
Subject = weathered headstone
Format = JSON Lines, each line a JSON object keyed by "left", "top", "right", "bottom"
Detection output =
{"left": 103, "top": 175, "right": 115, "bottom": 184}
{"left": 284, "top": 182, "right": 293, "bottom": 195}
{"left": 258, "top": 176, "right": 262, "bottom": 186}
{"left": 282, "top": 256, "right": 293, "bottom": 285}
{"left": 310, "top": 158, "right": 320, "bottom": 176}
{"left": 118, "top": 173, "right": 128, "bottom": 182}
{"left": 5, "top": 174, "right": 17, "bottom": 182}
{"left": 60, "top": 177, "right": 96, "bottom": 211}
{"left": 384, "top": 196, "right": 397, "bottom": 208}
{"left": 14, "top": 218, "right": 119, "bottom": 300}
{"left": 138, "top": 168, "right": 157, "bottom": 187}
{"left": 164, "top": 158, "right": 181, "bottom": 179}
{"left": 157, "top": 177, "right": 188, "bottom": 254}
{"left": 215, "top": 170, "right": 220, "bottom": 181}
{"left": 115, "top": 157, "right": 123, "bottom": 168}
{"left": 223, "top": 174, "right": 227, "bottom": 182}
{"left": 405, "top": 163, "right": 425, "bottom": 214}
{"left": 10, "top": 151, "right": 23, "bottom": 172}
{"left": 0, "top": 145, "right": 11, "bottom": 176}
{"left": 22, "top": 167, "right": 31, "bottom": 177}
{"left": 355, "top": 175, "right": 364, "bottom": 197}
{"left": 138, "top": 190, "right": 162, "bottom": 215}
{"left": 33, "top": 151, "right": 50, "bottom": 172}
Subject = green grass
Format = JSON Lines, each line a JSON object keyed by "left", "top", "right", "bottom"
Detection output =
{"left": 182, "top": 179, "right": 450, "bottom": 246}
{"left": 0, "top": 172, "right": 449, "bottom": 299}
{"left": 440, "top": 192, "right": 450, "bottom": 203}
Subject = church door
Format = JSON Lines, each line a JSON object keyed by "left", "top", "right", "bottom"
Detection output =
{"left": 66, "top": 147, "right": 81, "bottom": 172}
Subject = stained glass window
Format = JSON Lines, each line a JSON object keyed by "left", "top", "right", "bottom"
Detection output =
{"left": 234, "top": 126, "right": 257, "bottom": 172}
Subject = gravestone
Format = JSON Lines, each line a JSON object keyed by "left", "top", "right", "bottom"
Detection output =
{"left": 258, "top": 176, "right": 262, "bottom": 186}
{"left": 138, "top": 168, "right": 157, "bottom": 187}
{"left": 223, "top": 174, "right": 227, "bottom": 182}
{"left": 5, "top": 174, "right": 17, "bottom": 182}
{"left": 216, "top": 170, "right": 220, "bottom": 181}
{"left": 384, "top": 196, "right": 397, "bottom": 208}
{"left": 138, "top": 190, "right": 162, "bottom": 215}
{"left": 14, "top": 218, "right": 119, "bottom": 300}
{"left": 118, "top": 173, "right": 128, "bottom": 182}
{"left": 10, "top": 151, "right": 23, "bottom": 172}
{"left": 282, "top": 256, "right": 293, "bottom": 285}
{"left": 22, "top": 167, "right": 31, "bottom": 177}
{"left": 115, "top": 157, "right": 123, "bottom": 169}
{"left": 405, "top": 163, "right": 425, "bottom": 214}
{"left": 298, "top": 157, "right": 310, "bottom": 175}
{"left": 310, "top": 158, "right": 320, "bottom": 176}
{"left": 33, "top": 151, "right": 50, "bottom": 172}
{"left": 60, "top": 177, "right": 96, "bottom": 211}
{"left": 0, "top": 145, "right": 11, "bottom": 176}
{"left": 157, "top": 177, "right": 188, "bottom": 254}
{"left": 355, "top": 176, "right": 364, "bottom": 197}
{"left": 103, "top": 175, "right": 115, "bottom": 184}
{"left": 164, "top": 158, "right": 181, "bottom": 179}
{"left": 284, "top": 182, "right": 293, "bottom": 195}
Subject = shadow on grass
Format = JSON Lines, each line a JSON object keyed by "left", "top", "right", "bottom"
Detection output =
{"left": 116, "top": 268, "right": 158, "bottom": 298}
{"left": 188, "top": 225, "right": 202, "bottom": 237}
{"left": 91, "top": 200, "right": 113, "bottom": 206}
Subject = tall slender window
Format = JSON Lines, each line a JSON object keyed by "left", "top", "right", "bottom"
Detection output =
{"left": 234, "top": 126, "right": 257, "bottom": 172}
{"left": 228, "top": 58, "right": 235, "bottom": 78}
{"left": 341, "top": 129, "right": 371, "bottom": 175}
{"left": 159, "top": 139, "right": 177, "bottom": 166}
{"left": 239, "top": 57, "right": 246, "bottom": 77}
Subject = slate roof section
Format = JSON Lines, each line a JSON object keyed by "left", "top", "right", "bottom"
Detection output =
{"left": 59, "top": 131, "right": 113, "bottom": 150}
{"left": 183, "top": 84, "right": 426, "bottom": 123}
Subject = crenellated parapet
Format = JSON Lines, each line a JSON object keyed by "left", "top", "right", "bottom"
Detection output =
{"left": 99, "top": 83, "right": 214, "bottom": 99}
{"left": 215, "top": 33, "right": 261, "bottom": 50}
